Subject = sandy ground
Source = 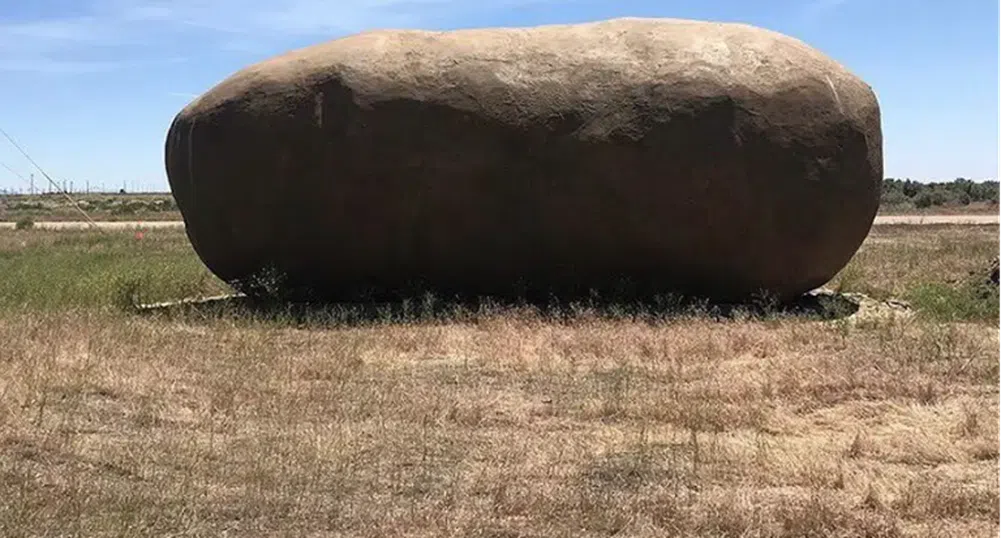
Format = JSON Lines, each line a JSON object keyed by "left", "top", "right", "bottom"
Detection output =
{"left": 0, "top": 214, "right": 998, "bottom": 230}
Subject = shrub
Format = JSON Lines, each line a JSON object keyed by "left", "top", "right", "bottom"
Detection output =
{"left": 880, "top": 189, "right": 911, "bottom": 207}
{"left": 111, "top": 202, "right": 137, "bottom": 215}
{"left": 14, "top": 216, "right": 34, "bottom": 230}
{"left": 913, "top": 189, "right": 947, "bottom": 208}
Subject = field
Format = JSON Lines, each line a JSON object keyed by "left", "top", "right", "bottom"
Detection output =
{"left": 1, "top": 192, "right": 997, "bottom": 224}
{"left": 879, "top": 201, "right": 999, "bottom": 216}
{"left": 0, "top": 225, "right": 997, "bottom": 537}
{"left": 0, "top": 193, "right": 182, "bottom": 223}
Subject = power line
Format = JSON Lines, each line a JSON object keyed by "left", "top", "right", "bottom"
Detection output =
{"left": 0, "top": 126, "right": 100, "bottom": 231}
{"left": 1, "top": 162, "right": 28, "bottom": 184}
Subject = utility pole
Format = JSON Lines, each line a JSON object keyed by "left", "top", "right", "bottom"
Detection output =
{"left": 29, "top": 173, "right": 34, "bottom": 195}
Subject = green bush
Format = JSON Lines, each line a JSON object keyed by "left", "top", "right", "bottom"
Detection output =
{"left": 907, "top": 282, "right": 998, "bottom": 322}
{"left": 880, "top": 189, "right": 911, "bottom": 207}
{"left": 14, "top": 217, "right": 34, "bottom": 230}
{"left": 913, "top": 189, "right": 949, "bottom": 209}
{"left": 883, "top": 178, "right": 998, "bottom": 209}
{"left": 110, "top": 202, "right": 137, "bottom": 215}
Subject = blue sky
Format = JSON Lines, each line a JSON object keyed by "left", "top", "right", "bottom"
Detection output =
{"left": 0, "top": 0, "right": 997, "bottom": 193}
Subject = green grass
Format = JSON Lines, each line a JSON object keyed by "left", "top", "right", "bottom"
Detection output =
{"left": 907, "top": 282, "right": 999, "bottom": 322}
{"left": 0, "top": 229, "right": 852, "bottom": 324}
{"left": 0, "top": 225, "right": 997, "bottom": 326}
{"left": 0, "top": 228, "right": 227, "bottom": 311}
{"left": 830, "top": 224, "right": 998, "bottom": 323}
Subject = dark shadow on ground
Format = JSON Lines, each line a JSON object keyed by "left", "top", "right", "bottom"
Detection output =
{"left": 132, "top": 289, "right": 860, "bottom": 327}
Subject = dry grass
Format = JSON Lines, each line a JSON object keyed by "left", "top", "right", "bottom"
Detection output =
{"left": 831, "top": 224, "right": 997, "bottom": 297}
{"left": 831, "top": 225, "right": 998, "bottom": 321}
{"left": 1, "top": 310, "right": 998, "bottom": 536}
{"left": 0, "top": 225, "right": 997, "bottom": 537}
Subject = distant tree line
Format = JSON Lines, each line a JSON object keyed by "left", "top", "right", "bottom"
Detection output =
{"left": 882, "top": 178, "right": 999, "bottom": 209}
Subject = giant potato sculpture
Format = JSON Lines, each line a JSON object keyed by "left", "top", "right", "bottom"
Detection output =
{"left": 165, "top": 17, "right": 882, "bottom": 302}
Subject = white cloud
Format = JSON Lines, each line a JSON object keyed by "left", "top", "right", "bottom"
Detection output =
{"left": 800, "top": 0, "right": 851, "bottom": 24}
{"left": 0, "top": 9, "right": 146, "bottom": 74}
{"left": 101, "top": 0, "right": 549, "bottom": 36}
{"left": 118, "top": 4, "right": 173, "bottom": 21}
{"left": 0, "top": 0, "right": 578, "bottom": 74}
{"left": 2, "top": 17, "right": 106, "bottom": 41}
{"left": 0, "top": 58, "right": 126, "bottom": 74}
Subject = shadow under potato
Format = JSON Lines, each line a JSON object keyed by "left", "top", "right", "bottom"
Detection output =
{"left": 133, "top": 288, "right": 860, "bottom": 327}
